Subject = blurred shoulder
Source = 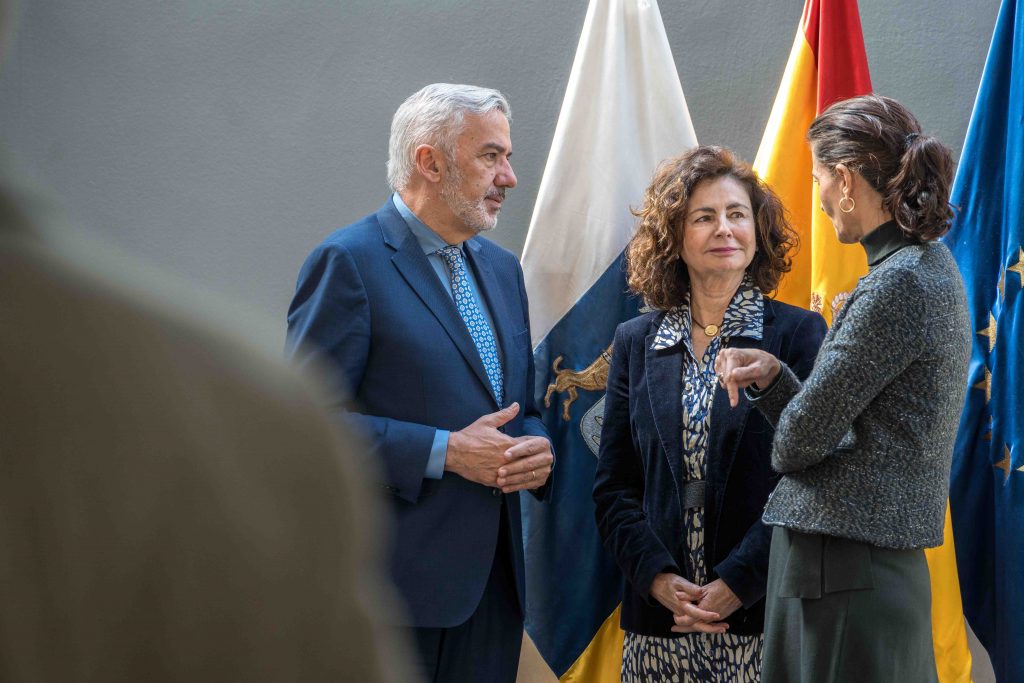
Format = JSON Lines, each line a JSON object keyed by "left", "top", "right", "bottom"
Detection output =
{"left": 2, "top": 230, "right": 338, "bottom": 431}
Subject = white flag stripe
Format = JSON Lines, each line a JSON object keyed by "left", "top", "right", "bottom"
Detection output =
{"left": 521, "top": 0, "right": 698, "bottom": 347}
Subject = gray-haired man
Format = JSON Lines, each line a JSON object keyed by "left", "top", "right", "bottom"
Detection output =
{"left": 287, "top": 83, "right": 554, "bottom": 682}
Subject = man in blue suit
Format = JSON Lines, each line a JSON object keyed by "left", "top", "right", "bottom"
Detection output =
{"left": 286, "top": 83, "right": 553, "bottom": 682}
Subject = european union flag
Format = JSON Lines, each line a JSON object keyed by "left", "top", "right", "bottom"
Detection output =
{"left": 944, "top": 0, "right": 1024, "bottom": 679}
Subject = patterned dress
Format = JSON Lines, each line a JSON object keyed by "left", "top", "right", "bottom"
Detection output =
{"left": 621, "top": 282, "right": 765, "bottom": 683}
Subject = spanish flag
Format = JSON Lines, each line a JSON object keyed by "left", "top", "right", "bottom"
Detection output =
{"left": 753, "top": 1, "right": 973, "bottom": 680}
{"left": 753, "top": 0, "right": 871, "bottom": 322}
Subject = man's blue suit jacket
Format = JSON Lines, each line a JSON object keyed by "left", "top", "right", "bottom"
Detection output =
{"left": 286, "top": 200, "right": 550, "bottom": 628}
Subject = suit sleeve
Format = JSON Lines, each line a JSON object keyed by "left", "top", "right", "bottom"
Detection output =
{"left": 286, "top": 243, "right": 436, "bottom": 503}
{"left": 514, "top": 261, "right": 554, "bottom": 502}
{"left": 713, "top": 310, "right": 828, "bottom": 607}
{"left": 593, "top": 324, "right": 679, "bottom": 602}
{"left": 756, "top": 269, "right": 927, "bottom": 473}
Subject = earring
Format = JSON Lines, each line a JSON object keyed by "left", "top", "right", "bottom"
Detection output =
{"left": 839, "top": 195, "right": 856, "bottom": 213}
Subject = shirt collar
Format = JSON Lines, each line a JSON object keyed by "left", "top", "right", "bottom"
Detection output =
{"left": 651, "top": 278, "right": 764, "bottom": 351}
{"left": 860, "top": 220, "right": 912, "bottom": 268}
{"left": 392, "top": 192, "right": 454, "bottom": 256}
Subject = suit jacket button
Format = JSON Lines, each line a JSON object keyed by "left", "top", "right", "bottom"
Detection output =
{"left": 492, "top": 488, "right": 501, "bottom": 497}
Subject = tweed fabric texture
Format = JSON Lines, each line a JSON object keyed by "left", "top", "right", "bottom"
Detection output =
{"left": 753, "top": 239, "right": 970, "bottom": 549}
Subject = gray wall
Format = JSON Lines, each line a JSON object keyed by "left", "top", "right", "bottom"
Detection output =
{"left": 0, "top": 0, "right": 998, "bottom": 332}
{"left": 0, "top": 2, "right": 1000, "bottom": 679}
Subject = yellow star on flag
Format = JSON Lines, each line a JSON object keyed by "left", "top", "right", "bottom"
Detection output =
{"left": 977, "top": 313, "right": 998, "bottom": 352}
{"left": 973, "top": 366, "right": 992, "bottom": 403}
{"left": 1008, "top": 247, "right": 1024, "bottom": 282}
{"left": 994, "top": 445, "right": 1012, "bottom": 483}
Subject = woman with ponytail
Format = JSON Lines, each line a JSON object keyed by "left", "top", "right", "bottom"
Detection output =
{"left": 714, "top": 95, "right": 971, "bottom": 682}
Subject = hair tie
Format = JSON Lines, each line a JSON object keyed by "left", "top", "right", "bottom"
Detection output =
{"left": 904, "top": 132, "right": 920, "bottom": 148}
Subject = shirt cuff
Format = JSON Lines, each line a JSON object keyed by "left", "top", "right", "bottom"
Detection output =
{"left": 424, "top": 429, "right": 449, "bottom": 480}
{"left": 744, "top": 366, "right": 784, "bottom": 400}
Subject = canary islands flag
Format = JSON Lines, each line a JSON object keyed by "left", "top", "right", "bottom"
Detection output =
{"left": 520, "top": 0, "right": 697, "bottom": 678}
{"left": 945, "top": 0, "right": 1024, "bottom": 680}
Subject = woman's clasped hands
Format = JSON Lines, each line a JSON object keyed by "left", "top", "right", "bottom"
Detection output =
{"left": 649, "top": 573, "right": 743, "bottom": 634}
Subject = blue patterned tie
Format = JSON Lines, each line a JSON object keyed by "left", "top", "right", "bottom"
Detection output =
{"left": 437, "top": 245, "right": 504, "bottom": 405}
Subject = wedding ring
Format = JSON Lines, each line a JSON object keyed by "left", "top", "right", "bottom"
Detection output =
{"left": 531, "top": 470, "right": 537, "bottom": 480}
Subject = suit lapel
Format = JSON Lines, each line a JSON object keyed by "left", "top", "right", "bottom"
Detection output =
{"left": 645, "top": 331, "right": 684, "bottom": 503}
{"left": 378, "top": 203, "right": 496, "bottom": 404}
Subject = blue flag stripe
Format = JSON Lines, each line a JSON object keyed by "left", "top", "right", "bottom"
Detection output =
{"left": 523, "top": 253, "right": 641, "bottom": 675}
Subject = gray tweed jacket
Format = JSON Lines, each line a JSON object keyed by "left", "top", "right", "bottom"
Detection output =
{"left": 751, "top": 221, "right": 970, "bottom": 549}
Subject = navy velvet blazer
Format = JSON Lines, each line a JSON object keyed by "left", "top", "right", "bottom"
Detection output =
{"left": 593, "top": 297, "right": 826, "bottom": 636}
{"left": 286, "top": 200, "right": 549, "bottom": 629}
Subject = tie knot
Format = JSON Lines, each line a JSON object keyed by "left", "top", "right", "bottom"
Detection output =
{"left": 437, "top": 245, "right": 464, "bottom": 269}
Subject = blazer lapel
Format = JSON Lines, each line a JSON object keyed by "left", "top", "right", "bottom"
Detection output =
{"left": 645, "top": 331, "right": 684, "bottom": 504}
{"left": 707, "top": 338, "right": 756, "bottom": 468}
{"left": 463, "top": 239, "right": 516, "bottom": 406}
{"left": 378, "top": 203, "right": 496, "bottom": 403}
{"left": 707, "top": 304, "right": 778, "bottom": 506}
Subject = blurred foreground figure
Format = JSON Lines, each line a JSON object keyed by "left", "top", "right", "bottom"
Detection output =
{"left": 0, "top": 186, "right": 413, "bottom": 680}
{"left": 0, "top": 2, "right": 412, "bottom": 678}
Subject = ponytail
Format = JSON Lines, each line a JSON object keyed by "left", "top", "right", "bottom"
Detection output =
{"left": 885, "top": 134, "right": 955, "bottom": 241}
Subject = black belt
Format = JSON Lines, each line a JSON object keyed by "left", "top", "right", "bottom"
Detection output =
{"left": 683, "top": 479, "right": 706, "bottom": 509}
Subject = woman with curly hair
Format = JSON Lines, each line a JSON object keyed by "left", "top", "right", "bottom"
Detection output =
{"left": 593, "top": 144, "right": 827, "bottom": 682}
{"left": 716, "top": 95, "right": 970, "bottom": 682}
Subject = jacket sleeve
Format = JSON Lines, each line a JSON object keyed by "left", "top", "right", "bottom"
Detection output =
{"left": 593, "top": 323, "right": 679, "bottom": 602}
{"left": 756, "top": 268, "right": 928, "bottom": 473}
{"left": 714, "top": 309, "right": 828, "bottom": 606}
{"left": 286, "top": 243, "right": 436, "bottom": 503}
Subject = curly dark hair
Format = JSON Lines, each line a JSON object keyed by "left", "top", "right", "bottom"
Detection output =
{"left": 807, "top": 94, "right": 955, "bottom": 241}
{"left": 625, "top": 145, "right": 798, "bottom": 310}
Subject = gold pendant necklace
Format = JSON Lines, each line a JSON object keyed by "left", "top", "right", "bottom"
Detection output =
{"left": 692, "top": 317, "right": 720, "bottom": 337}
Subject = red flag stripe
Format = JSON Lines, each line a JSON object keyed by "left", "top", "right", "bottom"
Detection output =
{"left": 802, "top": 0, "right": 873, "bottom": 113}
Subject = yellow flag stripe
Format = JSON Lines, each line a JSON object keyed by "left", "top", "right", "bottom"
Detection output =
{"left": 752, "top": 26, "right": 817, "bottom": 310}
{"left": 560, "top": 605, "right": 625, "bottom": 683}
{"left": 925, "top": 505, "right": 974, "bottom": 682}
{"left": 752, "top": 24, "right": 870, "bottom": 323}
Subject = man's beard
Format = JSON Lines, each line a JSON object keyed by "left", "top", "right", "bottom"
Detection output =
{"left": 440, "top": 165, "right": 503, "bottom": 234}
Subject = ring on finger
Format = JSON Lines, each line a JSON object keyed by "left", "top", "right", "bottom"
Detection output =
{"left": 530, "top": 470, "right": 537, "bottom": 480}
